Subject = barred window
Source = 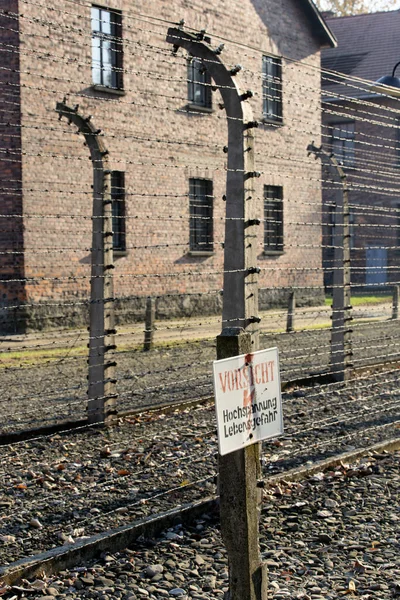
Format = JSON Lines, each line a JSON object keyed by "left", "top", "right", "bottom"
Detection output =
{"left": 331, "top": 122, "right": 355, "bottom": 167}
{"left": 111, "top": 171, "right": 126, "bottom": 252}
{"left": 188, "top": 57, "right": 212, "bottom": 109}
{"left": 91, "top": 6, "right": 123, "bottom": 89}
{"left": 189, "top": 179, "right": 213, "bottom": 252}
{"left": 262, "top": 55, "right": 282, "bottom": 122}
{"left": 264, "top": 186, "right": 283, "bottom": 252}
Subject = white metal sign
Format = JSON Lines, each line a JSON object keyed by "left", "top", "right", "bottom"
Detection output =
{"left": 213, "top": 347, "right": 283, "bottom": 456}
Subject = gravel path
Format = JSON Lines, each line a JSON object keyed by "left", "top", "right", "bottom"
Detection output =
{"left": 1, "top": 307, "right": 399, "bottom": 581}
{"left": 2, "top": 449, "right": 399, "bottom": 599}
{"left": 0, "top": 365, "right": 399, "bottom": 568}
{"left": 1, "top": 316, "right": 400, "bottom": 434}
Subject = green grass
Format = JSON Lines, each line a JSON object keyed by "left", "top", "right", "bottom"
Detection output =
{"left": 0, "top": 345, "right": 88, "bottom": 368}
{"left": 325, "top": 293, "right": 391, "bottom": 307}
{"left": 0, "top": 337, "right": 203, "bottom": 369}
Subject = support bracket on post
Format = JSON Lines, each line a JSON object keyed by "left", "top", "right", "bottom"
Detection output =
{"left": 56, "top": 101, "right": 116, "bottom": 424}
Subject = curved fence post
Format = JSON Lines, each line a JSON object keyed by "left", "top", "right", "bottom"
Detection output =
{"left": 166, "top": 28, "right": 265, "bottom": 600}
{"left": 56, "top": 101, "right": 116, "bottom": 424}
{"left": 308, "top": 142, "right": 352, "bottom": 382}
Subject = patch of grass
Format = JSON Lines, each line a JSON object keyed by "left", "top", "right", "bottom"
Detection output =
{"left": 0, "top": 337, "right": 209, "bottom": 368}
{"left": 351, "top": 294, "right": 391, "bottom": 306}
{"left": 0, "top": 345, "right": 88, "bottom": 368}
{"left": 325, "top": 294, "right": 391, "bottom": 307}
{"left": 300, "top": 322, "right": 331, "bottom": 331}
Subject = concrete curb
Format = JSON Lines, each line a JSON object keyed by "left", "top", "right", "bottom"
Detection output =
{"left": 0, "top": 498, "right": 217, "bottom": 585}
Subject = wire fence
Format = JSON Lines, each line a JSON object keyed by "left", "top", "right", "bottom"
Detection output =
{"left": 1, "top": 0, "right": 400, "bottom": 571}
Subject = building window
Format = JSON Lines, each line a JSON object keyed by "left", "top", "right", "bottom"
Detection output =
{"left": 331, "top": 122, "right": 355, "bottom": 167}
{"left": 189, "top": 179, "right": 213, "bottom": 252}
{"left": 188, "top": 57, "right": 212, "bottom": 109}
{"left": 111, "top": 171, "right": 126, "bottom": 251}
{"left": 91, "top": 6, "right": 123, "bottom": 89}
{"left": 264, "top": 186, "right": 283, "bottom": 252}
{"left": 262, "top": 55, "right": 282, "bottom": 123}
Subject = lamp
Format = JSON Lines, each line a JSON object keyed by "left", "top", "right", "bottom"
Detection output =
{"left": 371, "top": 60, "right": 400, "bottom": 97}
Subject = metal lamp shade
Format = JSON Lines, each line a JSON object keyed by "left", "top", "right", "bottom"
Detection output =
{"left": 370, "top": 74, "right": 400, "bottom": 97}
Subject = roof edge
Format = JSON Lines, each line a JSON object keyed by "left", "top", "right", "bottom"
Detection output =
{"left": 325, "top": 8, "right": 400, "bottom": 20}
{"left": 302, "top": 0, "right": 337, "bottom": 48}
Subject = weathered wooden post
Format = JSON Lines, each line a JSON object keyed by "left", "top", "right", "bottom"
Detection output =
{"left": 286, "top": 289, "right": 295, "bottom": 333}
{"left": 166, "top": 28, "right": 266, "bottom": 600}
{"left": 56, "top": 102, "right": 117, "bottom": 424}
{"left": 143, "top": 296, "right": 156, "bottom": 351}
{"left": 307, "top": 143, "right": 352, "bottom": 382}
{"left": 392, "top": 285, "right": 399, "bottom": 320}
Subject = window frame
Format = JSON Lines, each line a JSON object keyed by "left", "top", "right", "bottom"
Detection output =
{"left": 111, "top": 171, "right": 126, "bottom": 253}
{"left": 187, "top": 57, "right": 212, "bottom": 110}
{"left": 264, "top": 185, "right": 284, "bottom": 254}
{"left": 331, "top": 122, "right": 355, "bottom": 167}
{"left": 189, "top": 178, "right": 214, "bottom": 254}
{"left": 262, "top": 55, "right": 283, "bottom": 124}
{"left": 91, "top": 5, "right": 123, "bottom": 90}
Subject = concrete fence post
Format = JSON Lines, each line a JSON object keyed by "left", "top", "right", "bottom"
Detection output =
{"left": 286, "top": 290, "right": 295, "bottom": 333}
{"left": 392, "top": 286, "right": 399, "bottom": 320}
{"left": 167, "top": 28, "right": 266, "bottom": 600}
{"left": 330, "top": 162, "right": 352, "bottom": 382}
{"left": 102, "top": 169, "right": 117, "bottom": 421}
{"left": 307, "top": 143, "right": 352, "bottom": 382}
{"left": 56, "top": 101, "right": 117, "bottom": 424}
{"left": 143, "top": 297, "right": 156, "bottom": 351}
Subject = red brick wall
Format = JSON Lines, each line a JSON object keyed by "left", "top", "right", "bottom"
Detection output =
{"left": 2, "top": 0, "right": 326, "bottom": 326}
{"left": 0, "top": 1, "right": 25, "bottom": 331}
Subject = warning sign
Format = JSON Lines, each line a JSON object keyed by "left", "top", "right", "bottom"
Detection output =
{"left": 213, "top": 347, "right": 283, "bottom": 456}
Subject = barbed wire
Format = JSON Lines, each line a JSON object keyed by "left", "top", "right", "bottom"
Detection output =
{"left": 1, "top": 7, "right": 400, "bottom": 564}
{"left": 3, "top": 0, "right": 400, "bottom": 122}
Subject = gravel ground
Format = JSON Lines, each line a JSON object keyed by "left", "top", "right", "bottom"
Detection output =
{"left": 0, "top": 365, "right": 399, "bottom": 568}
{"left": 1, "top": 317, "right": 400, "bottom": 434}
{"left": 1, "top": 449, "right": 400, "bottom": 599}
{"left": 0, "top": 308, "right": 399, "bottom": 580}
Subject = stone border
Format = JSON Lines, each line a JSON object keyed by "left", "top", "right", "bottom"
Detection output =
{"left": 0, "top": 498, "right": 217, "bottom": 585}
{"left": 1, "top": 436, "right": 399, "bottom": 585}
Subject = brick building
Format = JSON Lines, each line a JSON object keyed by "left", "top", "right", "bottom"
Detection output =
{"left": 0, "top": 0, "right": 335, "bottom": 331}
{"left": 321, "top": 10, "right": 400, "bottom": 289}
